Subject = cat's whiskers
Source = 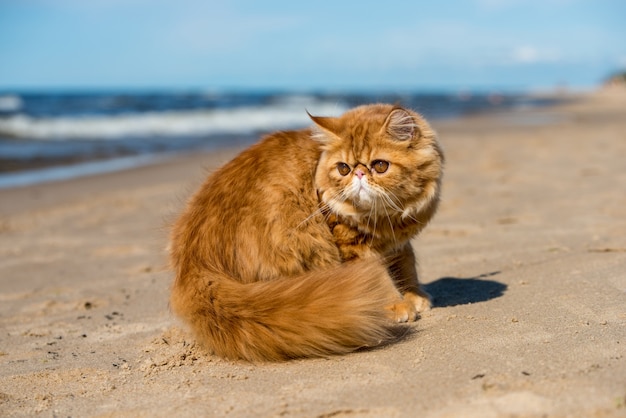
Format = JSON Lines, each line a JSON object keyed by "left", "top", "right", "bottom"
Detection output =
{"left": 295, "top": 199, "right": 330, "bottom": 229}
{"left": 367, "top": 198, "right": 379, "bottom": 240}
{"left": 364, "top": 202, "right": 374, "bottom": 233}
{"left": 294, "top": 189, "right": 344, "bottom": 230}
{"left": 375, "top": 185, "right": 427, "bottom": 226}
{"left": 331, "top": 189, "right": 351, "bottom": 211}
{"left": 401, "top": 209, "right": 424, "bottom": 225}
{"left": 380, "top": 197, "right": 398, "bottom": 249}
{"left": 375, "top": 186, "right": 405, "bottom": 214}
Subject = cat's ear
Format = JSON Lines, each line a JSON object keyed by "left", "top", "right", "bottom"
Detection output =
{"left": 307, "top": 111, "right": 343, "bottom": 145}
{"left": 385, "top": 108, "right": 419, "bottom": 141}
{"left": 307, "top": 111, "right": 341, "bottom": 138}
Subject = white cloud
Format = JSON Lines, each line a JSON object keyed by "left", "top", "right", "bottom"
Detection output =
{"left": 510, "top": 46, "right": 561, "bottom": 64}
{"left": 512, "top": 46, "right": 540, "bottom": 63}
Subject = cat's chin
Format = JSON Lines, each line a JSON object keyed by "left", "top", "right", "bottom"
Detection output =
{"left": 354, "top": 191, "right": 373, "bottom": 207}
{"left": 349, "top": 199, "right": 380, "bottom": 217}
{"left": 326, "top": 197, "right": 369, "bottom": 221}
{"left": 344, "top": 184, "right": 375, "bottom": 209}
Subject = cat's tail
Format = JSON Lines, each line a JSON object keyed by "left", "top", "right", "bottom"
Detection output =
{"left": 170, "top": 259, "right": 402, "bottom": 361}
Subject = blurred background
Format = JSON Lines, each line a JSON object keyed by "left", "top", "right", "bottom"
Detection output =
{"left": 1, "top": 0, "right": 625, "bottom": 187}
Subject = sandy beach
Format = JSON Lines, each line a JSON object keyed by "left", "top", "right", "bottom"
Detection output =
{"left": 1, "top": 90, "right": 625, "bottom": 417}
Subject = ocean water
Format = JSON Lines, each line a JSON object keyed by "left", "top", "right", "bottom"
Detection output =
{"left": 0, "top": 91, "right": 558, "bottom": 188}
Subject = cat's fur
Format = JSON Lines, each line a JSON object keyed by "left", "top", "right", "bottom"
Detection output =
{"left": 169, "top": 104, "right": 444, "bottom": 361}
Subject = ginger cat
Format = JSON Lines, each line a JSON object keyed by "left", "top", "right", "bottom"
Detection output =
{"left": 169, "top": 104, "right": 444, "bottom": 361}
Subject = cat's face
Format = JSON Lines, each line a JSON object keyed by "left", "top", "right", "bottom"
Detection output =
{"left": 312, "top": 104, "right": 443, "bottom": 222}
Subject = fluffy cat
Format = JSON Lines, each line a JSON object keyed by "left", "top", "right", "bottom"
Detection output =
{"left": 169, "top": 103, "right": 444, "bottom": 361}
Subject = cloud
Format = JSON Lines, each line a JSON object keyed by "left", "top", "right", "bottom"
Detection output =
{"left": 510, "top": 46, "right": 561, "bottom": 64}
{"left": 512, "top": 46, "right": 541, "bottom": 63}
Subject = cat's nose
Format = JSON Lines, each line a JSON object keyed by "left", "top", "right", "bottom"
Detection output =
{"left": 355, "top": 169, "right": 365, "bottom": 179}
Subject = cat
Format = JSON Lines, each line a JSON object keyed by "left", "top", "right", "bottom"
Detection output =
{"left": 169, "top": 103, "right": 444, "bottom": 361}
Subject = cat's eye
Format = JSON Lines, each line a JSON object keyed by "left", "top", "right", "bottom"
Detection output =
{"left": 371, "top": 160, "right": 390, "bottom": 174}
{"left": 337, "top": 162, "right": 351, "bottom": 176}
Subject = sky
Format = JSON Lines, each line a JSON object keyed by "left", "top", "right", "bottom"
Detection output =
{"left": 1, "top": 0, "right": 625, "bottom": 92}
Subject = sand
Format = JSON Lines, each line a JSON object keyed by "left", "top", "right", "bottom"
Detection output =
{"left": 0, "top": 89, "right": 625, "bottom": 418}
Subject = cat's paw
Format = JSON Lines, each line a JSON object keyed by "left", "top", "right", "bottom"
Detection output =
{"left": 387, "top": 300, "right": 419, "bottom": 323}
{"left": 406, "top": 290, "right": 432, "bottom": 313}
{"left": 386, "top": 291, "right": 432, "bottom": 323}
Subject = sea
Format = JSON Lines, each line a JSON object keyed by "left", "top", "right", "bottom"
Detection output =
{"left": 0, "top": 90, "right": 559, "bottom": 189}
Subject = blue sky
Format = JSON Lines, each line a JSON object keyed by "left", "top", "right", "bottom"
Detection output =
{"left": 1, "top": 0, "right": 625, "bottom": 92}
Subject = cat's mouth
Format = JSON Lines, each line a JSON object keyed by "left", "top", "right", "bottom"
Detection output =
{"left": 351, "top": 181, "right": 374, "bottom": 207}
{"left": 357, "top": 187, "right": 370, "bottom": 202}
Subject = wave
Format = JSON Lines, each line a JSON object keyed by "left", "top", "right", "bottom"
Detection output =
{"left": 0, "top": 100, "right": 347, "bottom": 141}
{"left": 0, "top": 95, "right": 23, "bottom": 112}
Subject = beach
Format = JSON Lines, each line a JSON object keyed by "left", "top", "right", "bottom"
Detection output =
{"left": 0, "top": 89, "right": 625, "bottom": 417}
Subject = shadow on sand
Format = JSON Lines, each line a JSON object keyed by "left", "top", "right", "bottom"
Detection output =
{"left": 359, "top": 272, "right": 507, "bottom": 353}
{"left": 423, "top": 271, "right": 506, "bottom": 308}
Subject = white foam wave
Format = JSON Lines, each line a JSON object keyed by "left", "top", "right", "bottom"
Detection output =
{"left": 0, "top": 95, "right": 23, "bottom": 112}
{"left": 0, "top": 101, "right": 347, "bottom": 140}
